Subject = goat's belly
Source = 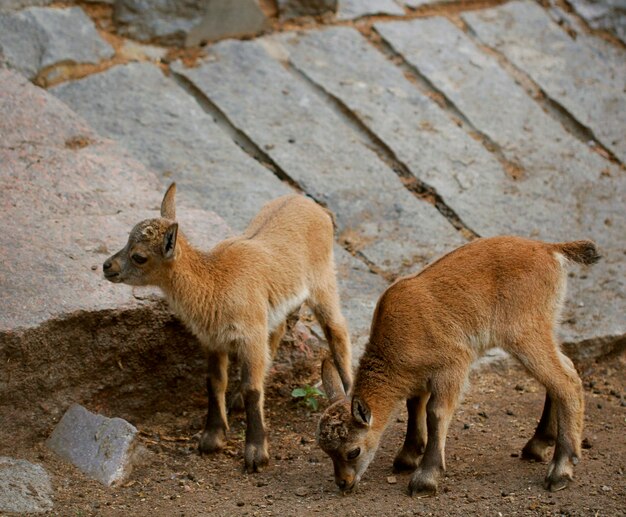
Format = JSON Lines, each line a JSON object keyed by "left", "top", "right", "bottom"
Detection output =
{"left": 267, "top": 288, "right": 310, "bottom": 332}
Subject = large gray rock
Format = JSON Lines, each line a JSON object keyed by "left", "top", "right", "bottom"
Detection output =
{"left": 569, "top": 0, "right": 626, "bottom": 44}
{"left": 0, "top": 68, "right": 231, "bottom": 444}
{"left": 462, "top": 1, "right": 626, "bottom": 163}
{"left": 0, "top": 6, "right": 114, "bottom": 80}
{"left": 114, "top": 0, "right": 270, "bottom": 46}
{"left": 0, "top": 457, "right": 53, "bottom": 513}
{"left": 376, "top": 17, "right": 625, "bottom": 356}
{"left": 47, "top": 404, "right": 138, "bottom": 486}
{"left": 50, "top": 61, "right": 387, "bottom": 354}
{"left": 278, "top": 0, "right": 337, "bottom": 19}
{"left": 173, "top": 39, "right": 466, "bottom": 278}
{"left": 337, "top": 0, "right": 404, "bottom": 19}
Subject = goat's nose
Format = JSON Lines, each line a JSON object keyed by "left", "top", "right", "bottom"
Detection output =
{"left": 103, "top": 260, "right": 112, "bottom": 271}
{"left": 337, "top": 479, "right": 347, "bottom": 490}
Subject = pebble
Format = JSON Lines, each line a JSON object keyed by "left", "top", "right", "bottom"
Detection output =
{"left": 387, "top": 476, "right": 397, "bottom": 484}
{"left": 295, "top": 486, "right": 308, "bottom": 497}
{"left": 237, "top": 501, "right": 245, "bottom": 507}
{"left": 581, "top": 437, "right": 592, "bottom": 449}
{"left": 506, "top": 409, "right": 515, "bottom": 416}
{"left": 601, "top": 485, "right": 612, "bottom": 492}
{"left": 463, "top": 423, "right": 470, "bottom": 430}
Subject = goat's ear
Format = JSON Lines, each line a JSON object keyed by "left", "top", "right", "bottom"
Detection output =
{"left": 351, "top": 395, "right": 372, "bottom": 427}
{"left": 322, "top": 358, "right": 346, "bottom": 403}
{"left": 162, "top": 223, "right": 178, "bottom": 260}
{"left": 161, "top": 182, "right": 176, "bottom": 219}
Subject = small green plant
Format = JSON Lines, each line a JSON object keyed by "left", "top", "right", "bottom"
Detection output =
{"left": 291, "top": 385, "right": 326, "bottom": 411}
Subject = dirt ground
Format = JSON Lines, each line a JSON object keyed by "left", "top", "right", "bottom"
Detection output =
{"left": 6, "top": 342, "right": 623, "bottom": 517}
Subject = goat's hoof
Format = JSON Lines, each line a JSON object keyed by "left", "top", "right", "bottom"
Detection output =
{"left": 244, "top": 443, "right": 269, "bottom": 474}
{"left": 544, "top": 460, "right": 574, "bottom": 492}
{"left": 393, "top": 448, "right": 421, "bottom": 473}
{"left": 198, "top": 430, "right": 226, "bottom": 455}
{"left": 408, "top": 469, "right": 438, "bottom": 498}
{"left": 521, "top": 438, "right": 553, "bottom": 462}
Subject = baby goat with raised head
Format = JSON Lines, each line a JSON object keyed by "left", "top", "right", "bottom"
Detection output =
{"left": 318, "top": 236, "right": 598, "bottom": 495}
{"left": 103, "top": 183, "right": 352, "bottom": 472}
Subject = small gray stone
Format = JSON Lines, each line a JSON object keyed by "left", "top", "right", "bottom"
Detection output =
{"left": 114, "top": 0, "right": 270, "bottom": 46}
{"left": 114, "top": 0, "right": 205, "bottom": 44}
{"left": 0, "top": 6, "right": 114, "bottom": 80}
{"left": 0, "top": 457, "right": 53, "bottom": 514}
{"left": 187, "top": 0, "right": 270, "bottom": 46}
{"left": 47, "top": 404, "right": 138, "bottom": 486}
{"left": 463, "top": 1, "right": 626, "bottom": 163}
{"left": 278, "top": 0, "right": 337, "bottom": 19}
{"left": 295, "top": 486, "right": 308, "bottom": 496}
{"left": 337, "top": 0, "right": 404, "bottom": 20}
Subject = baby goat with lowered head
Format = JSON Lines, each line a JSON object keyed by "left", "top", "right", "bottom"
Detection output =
{"left": 318, "top": 236, "right": 598, "bottom": 495}
{"left": 103, "top": 183, "right": 353, "bottom": 473}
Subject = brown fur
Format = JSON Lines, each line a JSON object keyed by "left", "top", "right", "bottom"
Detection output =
{"left": 318, "top": 236, "right": 596, "bottom": 495}
{"left": 104, "top": 183, "right": 352, "bottom": 473}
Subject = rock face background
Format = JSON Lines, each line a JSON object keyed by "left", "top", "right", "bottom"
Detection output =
{"left": 0, "top": 0, "right": 624, "bottom": 512}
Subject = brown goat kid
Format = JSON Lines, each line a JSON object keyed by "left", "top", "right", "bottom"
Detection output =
{"left": 104, "top": 184, "right": 352, "bottom": 473}
{"left": 318, "top": 236, "right": 599, "bottom": 496}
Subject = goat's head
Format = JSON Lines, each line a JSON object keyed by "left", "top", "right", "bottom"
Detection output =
{"left": 103, "top": 183, "right": 179, "bottom": 286}
{"left": 318, "top": 358, "right": 380, "bottom": 494}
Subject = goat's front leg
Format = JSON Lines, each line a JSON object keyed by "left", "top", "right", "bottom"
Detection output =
{"left": 408, "top": 386, "right": 460, "bottom": 497}
{"left": 394, "top": 394, "right": 429, "bottom": 472}
{"left": 240, "top": 341, "right": 270, "bottom": 473}
{"left": 199, "top": 351, "right": 229, "bottom": 454}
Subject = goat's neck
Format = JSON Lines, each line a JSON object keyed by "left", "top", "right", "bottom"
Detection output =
{"left": 353, "top": 351, "right": 407, "bottom": 433}
{"left": 161, "top": 238, "right": 215, "bottom": 307}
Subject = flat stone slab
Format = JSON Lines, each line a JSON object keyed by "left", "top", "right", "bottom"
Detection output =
{"left": 0, "top": 6, "right": 114, "bottom": 80}
{"left": 0, "top": 457, "right": 53, "bottom": 513}
{"left": 462, "top": 1, "right": 626, "bottom": 163}
{"left": 0, "top": 68, "right": 230, "bottom": 333}
{"left": 173, "top": 40, "right": 466, "bottom": 278}
{"left": 337, "top": 0, "right": 404, "bottom": 20}
{"left": 376, "top": 17, "right": 625, "bottom": 351}
{"left": 47, "top": 404, "right": 138, "bottom": 486}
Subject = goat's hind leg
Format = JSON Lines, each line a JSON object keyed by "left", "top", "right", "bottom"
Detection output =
{"left": 393, "top": 395, "right": 429, "bottom": 473}
{"left": 310, "top": 278, "right": 353, "bottom": 392}
{"left": 512, "top": 335, "right": 584, "bottom": 491}
{"left": 199, "top": 351, "right": 229, "bottom": 454}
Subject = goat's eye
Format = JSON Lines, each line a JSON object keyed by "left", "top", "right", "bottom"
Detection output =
{"left": 131, "top": 254, "right": 147, "bottom": 265}
{"left": 347, "top": 448, "right": 361, "bottom": 460}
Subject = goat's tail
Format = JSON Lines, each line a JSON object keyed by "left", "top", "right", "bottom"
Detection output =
{"left": 553, "top": 240, "right": 601, "bottom": 265}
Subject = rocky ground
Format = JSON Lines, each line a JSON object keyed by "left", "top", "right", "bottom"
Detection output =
{"left": 4, "top": 345, "right": 625, "bottom": 516}
{"left": 0, "top": 0, "right": 625, "bottom": 514}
